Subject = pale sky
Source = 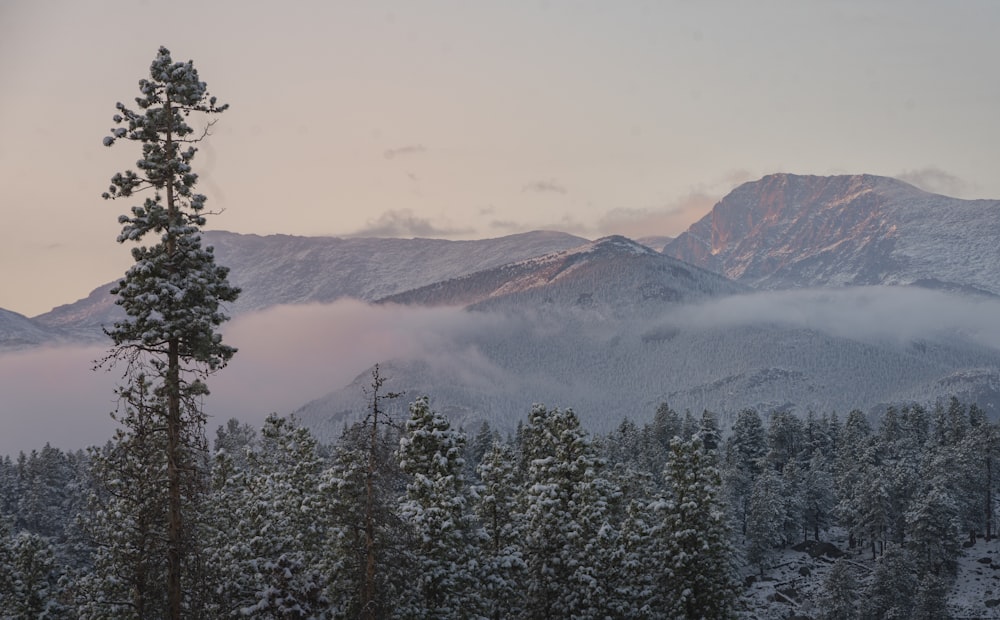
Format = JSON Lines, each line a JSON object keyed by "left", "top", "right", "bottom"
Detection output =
{"left": 2, "top": 0, "right": 999, "bottom": 317}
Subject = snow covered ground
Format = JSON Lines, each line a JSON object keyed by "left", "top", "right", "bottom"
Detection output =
{"left": 740, "top": 528, "right": 1000, "bottom": 619}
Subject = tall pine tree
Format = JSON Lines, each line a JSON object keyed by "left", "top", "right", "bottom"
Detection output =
{"left": 396, "top": 397, "right": 483, "bottom": 618}
{"left": 99, "top": 46, "right": 238, "bottom": 619}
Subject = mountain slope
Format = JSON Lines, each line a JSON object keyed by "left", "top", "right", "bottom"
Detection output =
{"left": 379, "top": 235, "right": 746, "bottom": 317}
{"left": 664, "top": 173, "right": 1000, "bottom": 294}
{"left": 294, "top": 311, "right": 1000, "bottom": 442}
{"left": 0, "top": 307, "right": 64, "bottom": 350}
{"left": 33, "top": 230, "right": 588, "bottom": 335}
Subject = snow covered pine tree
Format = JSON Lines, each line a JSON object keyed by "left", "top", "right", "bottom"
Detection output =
{"left": 98, "top": 46, "right": 238, "bottom": 620}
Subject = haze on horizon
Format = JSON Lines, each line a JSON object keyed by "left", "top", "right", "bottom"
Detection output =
{"left": 2, "top": 0, "right": 999, "bottom": 316}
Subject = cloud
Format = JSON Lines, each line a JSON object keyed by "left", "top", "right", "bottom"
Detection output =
{"left": 597, "top": 192, "right": 716, "bottom": 239}
{"left": 0, "top": 300, "right": 509, "bottom": 456}
{"left": 597, "top": 170, "right": 753, "bottom": 238}
{"left": 522, "top": 179, "right": 568, "bottom": 194}
{"left": 0, "top": 344, "right": 121, "bottom": 456}
{"left": 383, "top": 144, "right": 427, "bottom": 160}
{"left": 347, "top": 209, "right": 472, "bottom": 238}
{"left": 897, "top": 167, "right": 972, "bottom": 197}
{"left": 487, "top": 219, "right": 525, "bottom": 233}
{"left": 210, "top": 300, "right": 503, "bottom": 421}
{"left": 665, "top": 286, "right": 1000, "bottom": 348}
{"left": 5, "top": 286, "right": 999, "bottom": 456}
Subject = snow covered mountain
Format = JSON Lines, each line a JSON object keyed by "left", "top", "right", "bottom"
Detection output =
{"left": 32, "top": 230, "right": 587, "bottom": 336}
{"left": 13, "top": 174, "right": 1000, "bottom": 442}
{"left": 294, "top": 236, "right": 1000, "bottom": 441}
{"left": 294, "top": 302, "right": 1000, "bottom": 442}
{"left": 663, "top": 173, "right": 1000, "bottom": 294}
{"left": 0, "top": 307, "right": 65, "bottom": 350}
{"left": 378, "top": 235, "right": 746, "bottom": 316}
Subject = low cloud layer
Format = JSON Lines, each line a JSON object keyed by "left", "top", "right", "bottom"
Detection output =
{"left": 4, "top": 286, "right": 999, "bottom": 456}
{"left": 0, "top": 301, "right": 501, "bottom": 456}
{"left": 347, "top": 209, "right": 471, "bottom": 238}
{"left": 665, "top": 286, "right": 1000, "bottom": 348}
{"left": 0, "top": 344, "right": 121, "bottom": 457}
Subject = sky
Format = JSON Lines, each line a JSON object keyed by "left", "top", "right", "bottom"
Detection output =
{"left": 2, "top": 0, "right": 1000, "bottom": 317}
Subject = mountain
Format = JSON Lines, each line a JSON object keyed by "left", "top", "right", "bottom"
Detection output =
{"left": 378, "top": 235, "right": 747, "bottom": 316}
{"left": 295, "top": 236, "right": 1000, "bottom": 440}
{"left": 0, "top": 307, "right": 65, "bottom": 350}
{"left": 32, "top": 230, "right": 588, "bottom": 336}
{"left": 635, "top": 235, "right": 673, "bottom": 251}
{"left": 664, "top": 173, "right": 1000, "bottom": 294}
{"left": 294, "top": 307, "right": 1000, "bottom": 442}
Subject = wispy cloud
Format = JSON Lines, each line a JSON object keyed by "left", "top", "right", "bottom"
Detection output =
{"left": 666, "top": 286, "right": 1000, "bottom": 348}
{"left": 897, "top": 167, "right": 972, "bottom": 197}
{"left": 597, "top": 170, "right": 752, "bottom": 238}
{"left": 347, "top": 209, "right": 472, "bottom": 238}
{"left": 522, "top": 179, "right": 568, "bottom": 195}
{"left": 383, "top": 144, "right": 427, "bottom": 160}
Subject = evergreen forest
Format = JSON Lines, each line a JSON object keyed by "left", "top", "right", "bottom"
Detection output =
{"left": 1, "top": 389, "right": 995, "bottom": 618}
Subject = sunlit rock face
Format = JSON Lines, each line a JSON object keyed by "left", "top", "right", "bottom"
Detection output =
{"left": 665, "top": 173, "right": 1000, "bottom": 296}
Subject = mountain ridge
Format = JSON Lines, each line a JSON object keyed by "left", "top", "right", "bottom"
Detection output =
{"left": 378, "top": 235, "right": 747, "bottom": 316}
{"left": 663, "top": 173, "right": 1000, "bottom": 294}
{"left": 29, "top": 229, "right": 588, "bottom": 337}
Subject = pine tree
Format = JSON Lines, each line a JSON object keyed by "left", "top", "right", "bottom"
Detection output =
{"left": 905, "top": 482, "right": 960, "bottom": 580}
{"left": 396, "top": 397, "right": 482, "bottom": 618}
{"left": 0, "top": 517, "right": 11, "bottom": 611}
{"left": 860, "top": 543, "right": 917, "bottom": 620}
{"left": 644, "top": 402, "right": 683, "bottom": 478}
{"left": 206, "top": 415, "right": 330, "bottom": 618}
{"left": 656, "top": 436, "right": 737, "bottom": 619}
{"left": 745, "top": 467, "right": 784, "bottom": 576}
{"left": 15, "top": 444, "right": 77, "bottom": 540}
{"left": 834, "top": 410, "right": 873, "bottom": 551}
{"left": 605, "top": 497, "right": 661, "bottom": 619}
{"left": 77, "top": 379, "right": 171, "bottom": 619}
{"left": 99, "top": 45, "right": 237, "bottom": 620}
{"left": 722, "top": 408, "right": 767, "bottom": 537}
{"left": 968, "top": 404, "right": 999, "bottom": 540}
{"left": 816, "top": 558, "right": 861, "bottom": 620}
{"left": 475, "top": 441, "right": 527, "bottom": 619}
{"left": 766, "top": 410, "right": 804, "bottom": 472}
{"left": 212, "top": 417, "right": 258, "bottom": 478}
{"left": 911, "top": 573, "right": 952, "bottom": 620}
{"left": 802, "top": 450, "right": 836, "bottom": 541}
{"left": 322, "top": 366, "right": 408, "bottom": 618}
{"left": 0, "top": 456, "right": 18, "bottom": 521}
{"left": 4, "top": 531, "right": 71, "bottom": 618}
{"left": 519, "top": 404, "right": 613, "bottom": 618}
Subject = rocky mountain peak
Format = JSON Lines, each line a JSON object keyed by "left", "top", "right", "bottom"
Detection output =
{"left": 664, "top": 173, "right": 1000, "bottom": 293}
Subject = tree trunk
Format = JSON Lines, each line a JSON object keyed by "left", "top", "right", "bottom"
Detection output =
{"left": 166, "top": 341, "right": 182, "bottom": 620}
{"left": 362, "top": 412, "right": 377, "bottom": 620}
{"left": 987, "top": 455, "right": 994, "bottom": 542}
{"left": 164, "top": 97, "right": 183, "bottom": 620}
{"left": 361, "top": 366, "right": 384, "bottom": 620}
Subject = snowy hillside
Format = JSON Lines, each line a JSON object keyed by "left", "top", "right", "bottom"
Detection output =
{"left": 295, "top": 296, "right": 1000, "bottom": 442}
{"left": 0, "top": 307, "right": 64, "bottom": 350}
{"left": 379, "top": 235, "right": 746, "bottom": 317}
{"left": 32, "top": 230, "right": 587, "bottom": 335}
{"left": 665, "top": 173, "right": 1000, "bottom": 294}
